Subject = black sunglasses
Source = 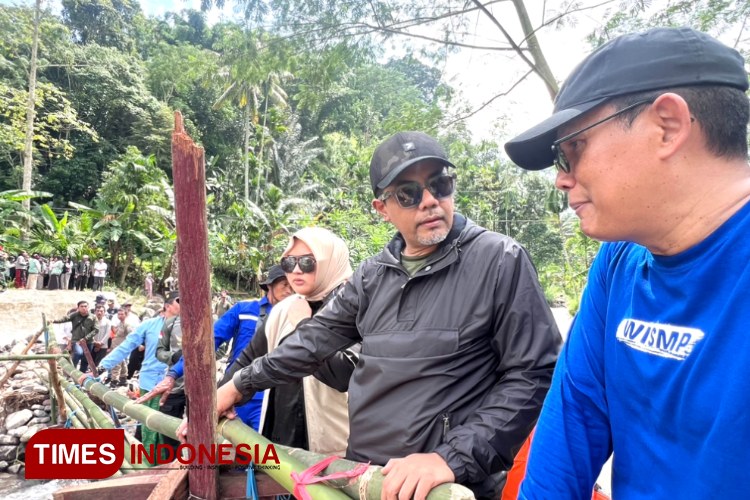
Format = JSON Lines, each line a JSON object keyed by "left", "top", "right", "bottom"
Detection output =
{"left": 552, "top": 98, "right": 655, "bottom": 173}
{"left": 378, "top": 172, "right": 456, "bottom": 209}
{"left": 280, "top": 254, "right": 316, "bottom": 273}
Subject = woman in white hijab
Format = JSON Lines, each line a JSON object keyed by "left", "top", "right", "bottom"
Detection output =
{"left": 222, "top": 227, "right": 356, "bottom": 455}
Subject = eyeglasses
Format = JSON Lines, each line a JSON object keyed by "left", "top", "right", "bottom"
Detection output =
{"left": 552, "top": 98, "right": 655, "bottom": 173}
{"left": 280, "top": 254, "right": 316, "bottom": 273}
{"left": 378, "top": 172, "right": 456, "bottom": 209}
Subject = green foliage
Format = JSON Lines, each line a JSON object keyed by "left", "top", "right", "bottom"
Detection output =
{"left": 2, "top": 0, "right": 681, "bottom": 306}
{"left": 61, "top": 0, "right": 142, "bottom": 52}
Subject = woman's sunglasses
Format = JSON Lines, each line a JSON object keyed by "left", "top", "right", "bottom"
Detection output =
{"left": 378, "top": 172, "right": 456, "bottom": 209}
{"left": 280, "top": 254, "right": 317, "bottom": 273}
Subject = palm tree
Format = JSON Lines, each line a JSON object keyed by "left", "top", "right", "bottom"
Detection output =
{"left": 212, "top": 28, "right": 293, "bottom": 203}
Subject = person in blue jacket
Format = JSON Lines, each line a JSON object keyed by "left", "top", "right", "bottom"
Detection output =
{"left": 505, "top": 28, "right": 750, "bottom": 498}
{"left": 142, "top": 265, "right": 293, "bottom": 430}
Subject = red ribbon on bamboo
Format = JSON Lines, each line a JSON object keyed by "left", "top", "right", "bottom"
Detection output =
{"left": 291, "top": 455, "right": 370, "bottom": 500}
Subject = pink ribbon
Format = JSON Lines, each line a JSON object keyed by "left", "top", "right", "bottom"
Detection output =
{"left": 291, "top": 455, "right": 370, "bottom": 500}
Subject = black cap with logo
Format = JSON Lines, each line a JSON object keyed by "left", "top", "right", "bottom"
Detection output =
{"left": 505, "top": 27, "right": 749, "bottom": 171}
{"left": 369, "top": 132, "right": 456, "bottom": 195}
{"left": 260, "top": 265, "right": 287, "bottom": 292}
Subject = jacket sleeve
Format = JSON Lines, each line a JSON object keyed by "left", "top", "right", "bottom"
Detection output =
{"left": 311, "top": 343, "right": 360, "bottom": 392}
{"left": 169, "top": 357, "right": 184, "bottom": 379}
{"left": 52, "top": 314, "right": 72, "bottom": 325}
{"left": 519, "top": 247, "right": 613, "bottom": 499}
{"left": 156, "top": 319, "right": 173, "bottom": 365}
{"left": 213, "top": 303, "right": 243, "bottom": 348}
{"left": 433, "top": 244, "right": 562, "bottom": 485}
{"left": 221, "top": 315, "right": 268, "bottom": 387}
{"left": 232, "top": 272, "right": 363, "bottom": 396}
{"left": 100, "top": 325, "right": 146, "bottom": 371}
{"left": 83, "top": 321, "right": 99, "bottom": 342}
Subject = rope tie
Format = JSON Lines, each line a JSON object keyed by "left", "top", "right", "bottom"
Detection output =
{"left": 290, "top": 456, "right": 369, "bottom": 500}
{"left": 246, "top": 463, "right": 259, "bottom": 500}
{"left": 64, "top": 409, "right": 78, "bottom": 428}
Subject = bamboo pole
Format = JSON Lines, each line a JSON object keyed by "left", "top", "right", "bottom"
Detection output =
{"left": 60, "top": 358, "right": 349, "bottom": 499}
{"left": 63, "top": 392, "right": 88, "bottom": 422}
{"left": 0, "top": 354, "right": 69, "bottom": 361}
{"left": 282, "top": 447, "right": 475, "bottom": 500}
{"left": 47, "top": 360, "right": 67, "bottom": 422}
{"left": 172, "top": 110, "right": 217, "bottom": 500}
{"left": 43, "top": 317, "right": 68, "bottom": 423}
{"left": 0, "top": 326, "right": 46, "bottom": 388}
{"left": 38, "top": 339, "right": 148, "bottom": 473}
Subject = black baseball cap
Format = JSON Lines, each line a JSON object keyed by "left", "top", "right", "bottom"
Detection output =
{"left": 260, "top": 265, "right": 286, "bottom": 291}
{"left": 505, "top": 27, "right": 749, "bottom": 171}
{"left": 165, "top": 290, "right": 180, "bottom": 303}
{"left": 369, "top": 132, "right": 456, "bottom": 195}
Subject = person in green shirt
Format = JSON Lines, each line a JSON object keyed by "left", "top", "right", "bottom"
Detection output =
{"left": 26, "top": 254, "right": 41, "bottom": 289}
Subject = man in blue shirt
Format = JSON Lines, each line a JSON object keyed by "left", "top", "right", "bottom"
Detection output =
{"left": 505, "top": 28, "right": 750, "bottom": 498}
{"left": 85, "top": 299, "right": 180, "bottom": 464}
{"left": 142, "top": 265, "right": 292, "bottom": 430}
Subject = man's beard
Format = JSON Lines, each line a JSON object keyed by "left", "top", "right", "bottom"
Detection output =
{"left": 417, "top": 229, "right": 449, "bottom": 247}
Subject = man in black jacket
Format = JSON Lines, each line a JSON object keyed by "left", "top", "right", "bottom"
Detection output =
{"left": 180, "top": 132, "right": 561, "bottom": 498}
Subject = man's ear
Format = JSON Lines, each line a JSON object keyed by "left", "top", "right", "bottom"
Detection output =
{"left": 651, "top": 93, "right": 693, "bottom": 160}
{"left": 372, "top": 198, "right": 390, "bottom": 222}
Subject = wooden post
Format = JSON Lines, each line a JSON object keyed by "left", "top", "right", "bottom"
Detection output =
{"left": 171, "top": 111, "right": 217, "bottom": 500}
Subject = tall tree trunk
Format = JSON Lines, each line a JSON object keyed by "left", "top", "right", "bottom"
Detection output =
{"left": 21, "top": 0, "right": 42, "bottom": 210}
{"left": 255, "top": 92, "right": 270, "bottom": 204}
{"left": 119, "top": 248, "right": 133, "bottom": 289}
{"left": 243, "top": 101, "right": 250, "bottom": 202}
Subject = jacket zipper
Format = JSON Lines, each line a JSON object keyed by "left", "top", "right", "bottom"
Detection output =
{"left": 442, "top": 413, "right": 450, "bottom": 441}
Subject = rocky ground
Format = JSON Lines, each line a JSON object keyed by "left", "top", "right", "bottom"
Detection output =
{"left": 0, "top": 288, "right": 158, "bottom": 485}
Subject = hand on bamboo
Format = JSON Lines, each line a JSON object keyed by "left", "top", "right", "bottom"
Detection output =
{"left": 134, "top": 375, "right": 175, "bottom": 406}
{"left": 380, "top": 453, "right": 455, "bottom": 500}
{"left": 216, "top": 382, "right": 242, "bottom": 418}
{"left": 174, "top": 383, "right": 241, "bottom": 444}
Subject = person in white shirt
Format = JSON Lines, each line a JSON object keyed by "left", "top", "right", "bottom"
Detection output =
{"left": 91, "top": 304, "right": 111, "bottom": 366}
{"left": 93, "top": 258, "right": 108, "bottom": 291}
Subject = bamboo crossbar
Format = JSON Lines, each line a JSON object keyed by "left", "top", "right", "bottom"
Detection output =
{"left": 0, "top": 353, "right": 70, "bottom": 361}
{"left": 57, "top": 358, "right": 349, "bottom": 499}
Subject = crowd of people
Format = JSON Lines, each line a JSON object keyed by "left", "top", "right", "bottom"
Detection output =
{"left": 0, "top": 251, "right": 108, "bottom": 291}
{"left": 41, "top": 26, "right": 750, "bottom": 499}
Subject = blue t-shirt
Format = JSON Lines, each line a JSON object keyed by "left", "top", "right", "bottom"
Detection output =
{"left": 522, "top": 200, "right": 750, "bottom": 499}
{"left": 170, "top": 298, "right": 271, "bottom": 429}
{"left": 100, "top": 316, "right": 168, "bottom": 392}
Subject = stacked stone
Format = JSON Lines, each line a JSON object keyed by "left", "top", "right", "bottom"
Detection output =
{"left": 0, "top": 339, "right": 54, "bottom": 476}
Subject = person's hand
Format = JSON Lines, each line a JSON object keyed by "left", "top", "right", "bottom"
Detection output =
{"left": 134, "top": 376, "right": 175, "bottom": 406}
{"left": 175, "top": 384, "right": 241, "bottom": 443}
{"left": 380, "top": 453, "right": 455, "bottom": 500}
{"left": 66, "top": 340, "right": 72, "bottom": 352}
{"left": 78, "top": 373, "right": 93, "bottom": 385}
{"left": 216, "top": 382, "right": 242, "bottom": 417}
{"left": 176, "top": 417, "right": 189, "bottom": 444}
{"left": 287, "top": 296, "right": 313, "bottom": 327}
{"left": 78, "top": 339, "right": 87, "bottom": 347}
{"left": 138, "top": 345, "right": 145, "bottom": 352}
